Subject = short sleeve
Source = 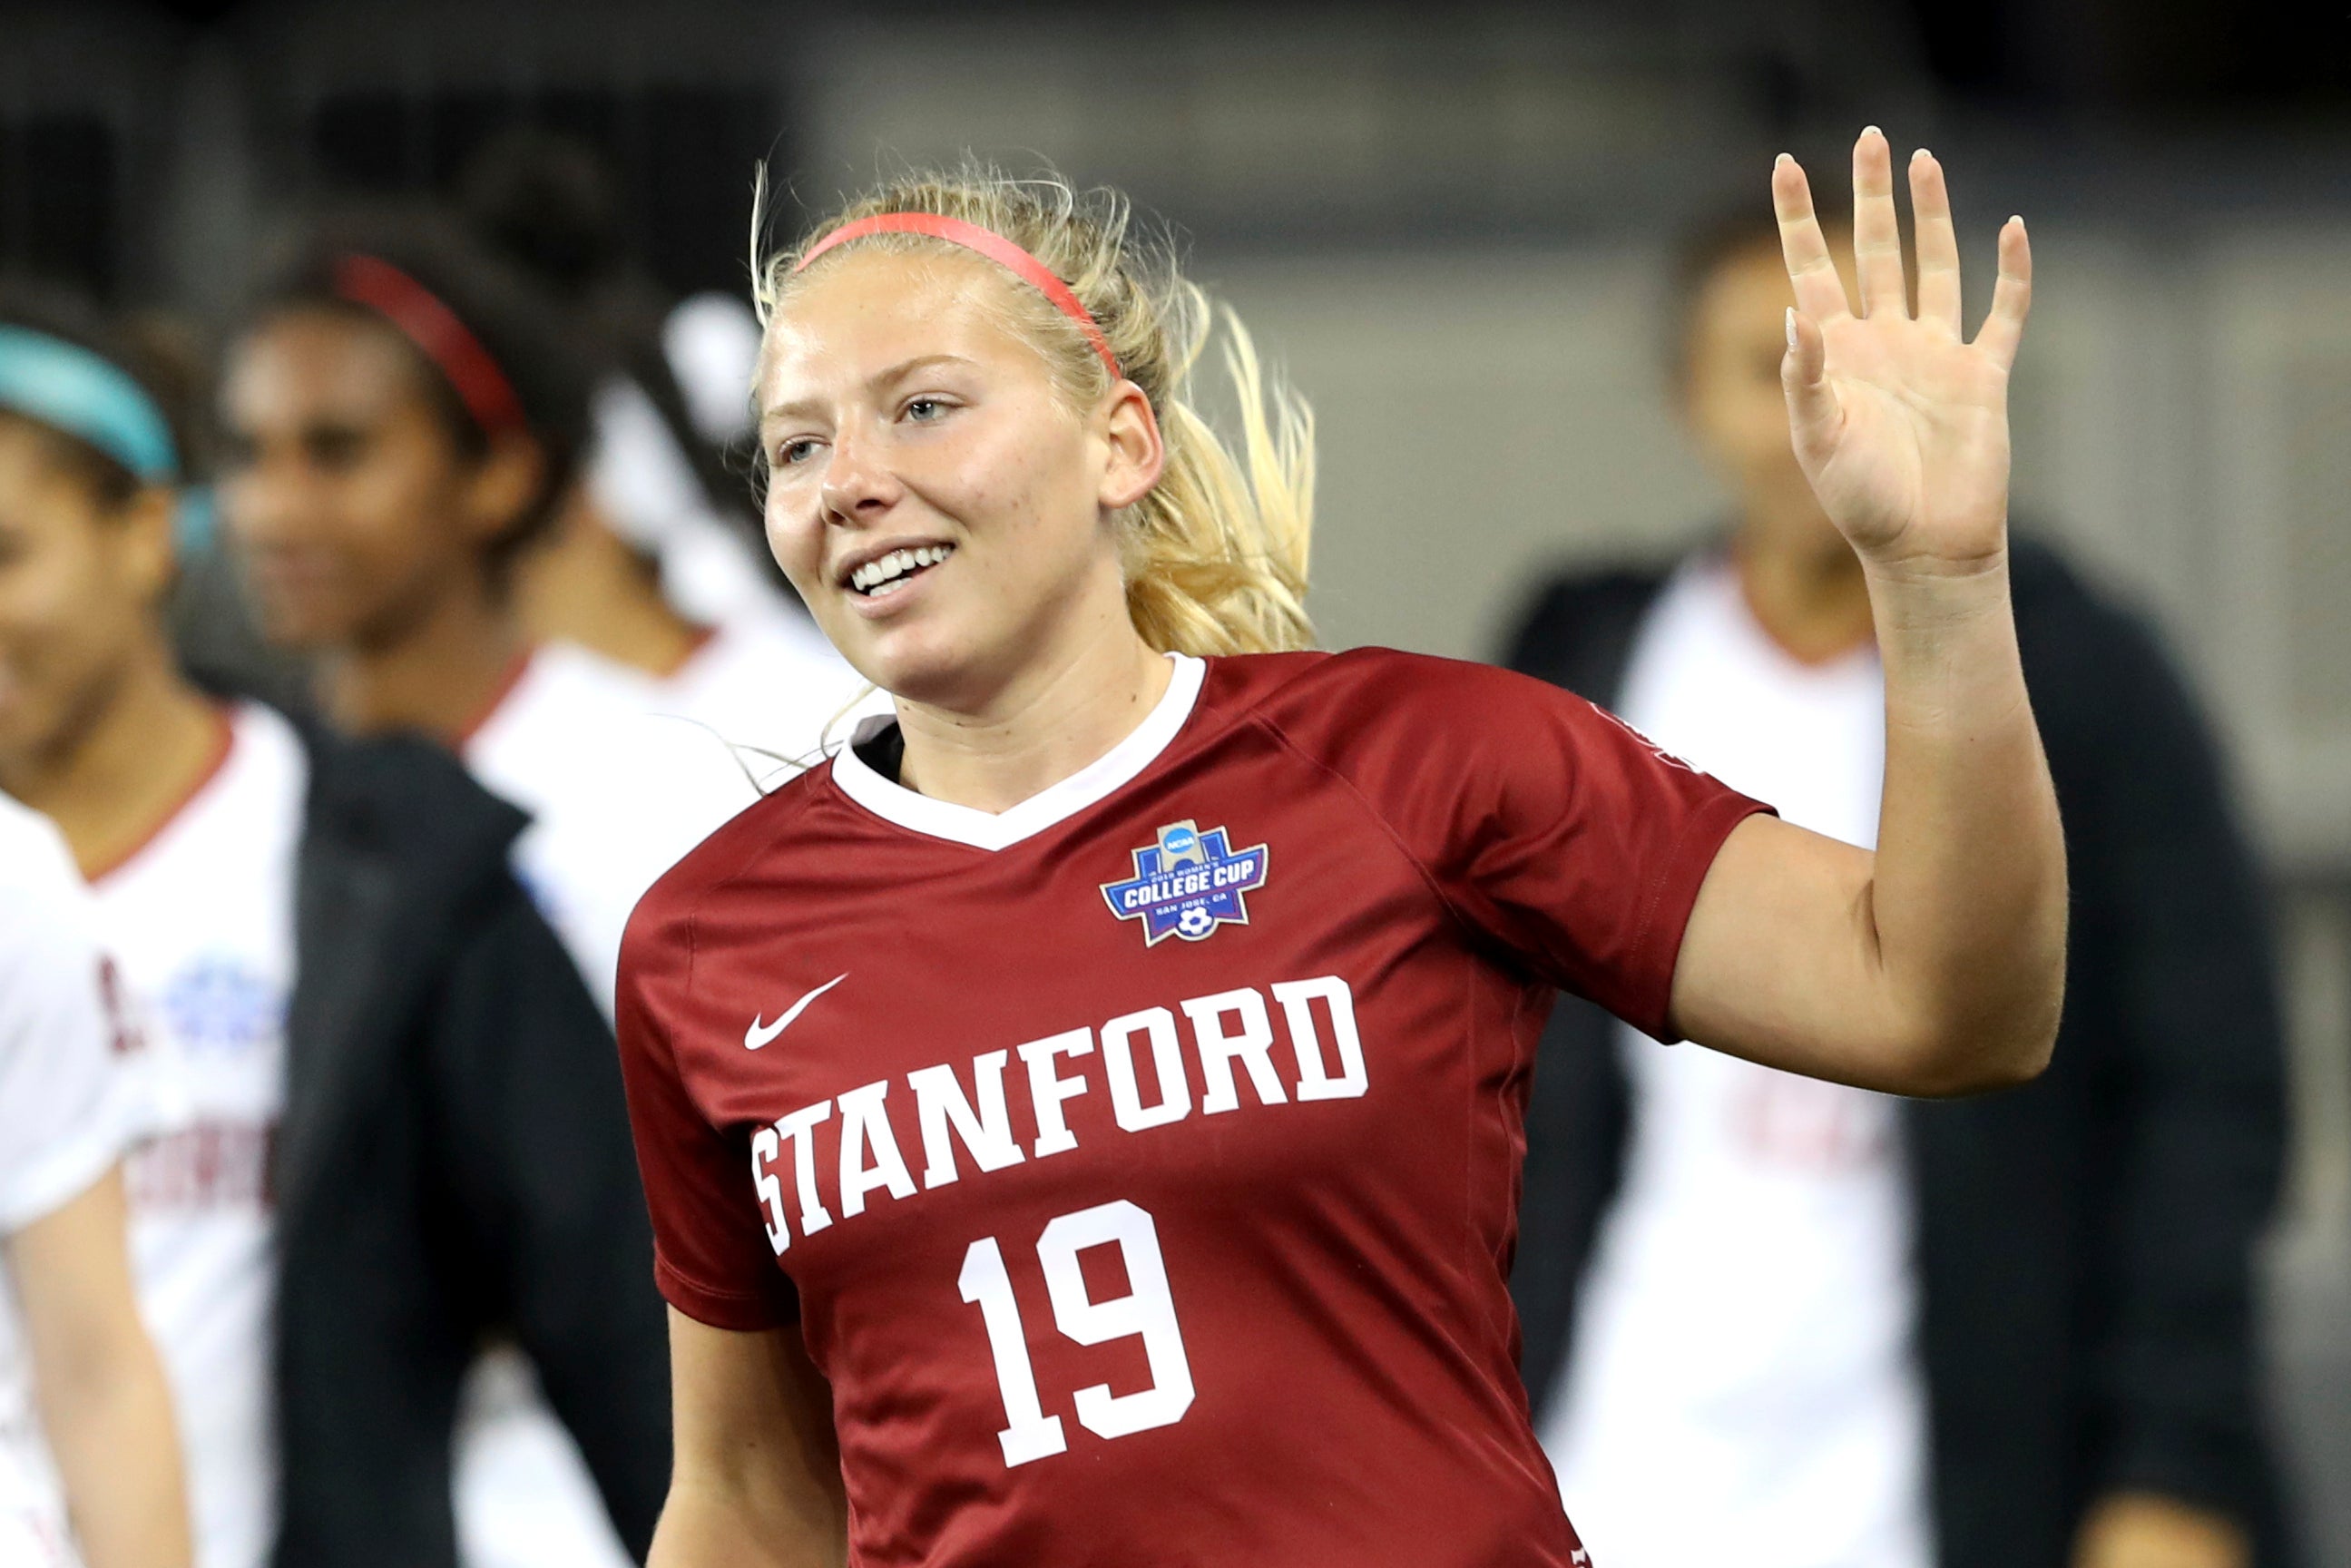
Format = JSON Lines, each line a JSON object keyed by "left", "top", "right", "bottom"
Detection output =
{"left": 615, "top": 901, "right": 800, "bottom": 1331}
{"left": 1300, "top": 653, "right": 1771, "bottom": 1039}
{"left": 0, "top": 808, "right": 141, "bottom": 1234}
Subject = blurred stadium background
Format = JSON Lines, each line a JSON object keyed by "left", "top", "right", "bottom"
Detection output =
{"left": 5, "top": 0, "right": 2345, "bottom": 1553}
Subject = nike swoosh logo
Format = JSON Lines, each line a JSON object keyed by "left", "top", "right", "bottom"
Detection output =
{"left": 745, "top": 973, "right": 848, "bottom": 1050}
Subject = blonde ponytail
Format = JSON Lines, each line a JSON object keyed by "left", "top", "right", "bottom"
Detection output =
{"left": 755, "top": 162, "right": 1314, "bottom": 656}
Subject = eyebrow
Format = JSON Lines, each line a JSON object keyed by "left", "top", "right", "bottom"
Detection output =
{"left": 759, "top": 353, "right": 977, "bottom": 427}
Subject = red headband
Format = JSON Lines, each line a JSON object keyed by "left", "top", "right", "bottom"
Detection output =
{"left": 332, "top": 253, "right": 527, "bottom": 436}
{"left": 793, "top": 213, "right": 1121, "bottom": 379}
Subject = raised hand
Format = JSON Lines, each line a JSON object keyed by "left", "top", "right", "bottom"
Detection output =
{"left": 1775, "top": 127, "right": 2031, "bottom": 573}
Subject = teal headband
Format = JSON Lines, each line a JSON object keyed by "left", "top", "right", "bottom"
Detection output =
{"left": 0, "top": 324, "right": 178, "bottom": 484}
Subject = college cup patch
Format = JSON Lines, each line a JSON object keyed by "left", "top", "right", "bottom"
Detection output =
{"left": 1100, "top": 819, "right": 1270, "bottom": 946}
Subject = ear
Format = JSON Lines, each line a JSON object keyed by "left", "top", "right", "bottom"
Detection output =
{"left": 458, "top": 432, "right": 549, "bottom": 550}
{"left": 1095, "top": 380, "right": 1165, "bottom": 513}
{"left": 112, "top": 485, "right": 181, "bottom": 608}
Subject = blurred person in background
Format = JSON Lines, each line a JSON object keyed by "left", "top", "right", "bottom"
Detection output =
{"left": 0, "top": 793, "right": 190, "bottom": 1568}
{"left": 219, "top": 211, "right": 743, "bottom": 1014}
{"left": 215, "top": 216, "right": 710, "bottom": 1568}
{"left": 0, "top": 284, "right": 666, "bottom": 1568}
{"left": 458, "top": 128, "right": 867, "bottom": 779}
{"left": 1504, "top": 198, "right": 2291, "bottom": 1568}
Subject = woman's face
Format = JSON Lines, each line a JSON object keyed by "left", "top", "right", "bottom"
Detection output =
{"left": 0, "top": 418, "right": 169, "bottom": 764}
{"left": 756, "top": 249, "right": 1160, "bottom": 709}
{"left": 217, "top": 309, "right": 514, "bottom": 652}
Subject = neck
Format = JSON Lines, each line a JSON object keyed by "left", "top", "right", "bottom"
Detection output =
{"left": 1, "top": 642, "right": 226, "bottom": 881}
{"left": 320, "top": 577, "right": 527, "bottom": 744}
{"left": 1730, "top": 502, "right": 1876, "bottom": 664}
{"left": 892, "top": 630, "right": 1172, "bottom": 816}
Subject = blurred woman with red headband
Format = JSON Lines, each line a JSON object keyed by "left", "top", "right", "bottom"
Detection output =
{"left": 212, "top": 213, "right": 716, "bottom": 1568}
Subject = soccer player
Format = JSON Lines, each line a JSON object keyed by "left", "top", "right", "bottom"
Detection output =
{"left": 619, "top": 130, "right": 2062, "bottom": 1563}
{"left": 0, "top": 790, "right": 190, "bottom": 1568}
{"left": 0, "top": 290, "right": 666, "bottom": 1567}
{"left": 1505, "top": 205, "right": 2289, "bottom": 1567}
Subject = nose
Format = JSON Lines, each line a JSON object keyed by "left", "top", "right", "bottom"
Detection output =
{"left": 217, "top": 448, "right": 306, "bottom": 548}
{"left": 818, "top": 421, "right": 904, "bottom": 524}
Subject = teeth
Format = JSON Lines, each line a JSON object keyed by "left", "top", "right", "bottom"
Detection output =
{"left": 850, "top": 544, "right": 953, "bottom": 593}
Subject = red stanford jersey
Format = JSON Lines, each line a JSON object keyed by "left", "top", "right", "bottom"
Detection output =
{"left": 618, "top": 648, "right": 1768, "bottom": 1566}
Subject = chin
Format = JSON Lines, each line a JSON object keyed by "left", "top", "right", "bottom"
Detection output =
{"left": 250, "top": 611, "right": 320, "bottom": 652}
{"left": 846, "top": 623, "right": 998, "bottom": 708}
{"left": 252, "top": 600, "right": 355, "bottom": 654}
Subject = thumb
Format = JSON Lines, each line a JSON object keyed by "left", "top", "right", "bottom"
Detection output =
{"left": 1781, "top": 308, "right": 1842, "bottom": 464}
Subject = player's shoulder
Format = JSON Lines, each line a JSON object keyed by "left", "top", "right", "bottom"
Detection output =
{"left": 519, "top": 640, "right": 663, "bottom": 724}
{"left": 0, "top": 798, "right": 107, "bottom": 1018}
{"left": 222, "top": 698, "right": 309, "bottom": 787}
{"left": 0, "top": 792, "right": 85, "bottom": 904}
{"left": 1201, "top": 645, "right": 1564, "bottom": 751}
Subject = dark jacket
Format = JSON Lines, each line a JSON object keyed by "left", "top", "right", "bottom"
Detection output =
{"left": 271, "top": 720, "right": 670, "bottom": 1568}
{"left": 1503, "top": 539, "right": 2294, "bottom": 1568}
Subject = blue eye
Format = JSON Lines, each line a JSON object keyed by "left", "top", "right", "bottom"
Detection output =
{"left": 905, "top": 397, "right": 946, "bottom": 423}
{"left": 776, "top": 438, "right": 818, "bottom": 466}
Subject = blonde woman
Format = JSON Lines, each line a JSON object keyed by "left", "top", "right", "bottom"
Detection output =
{"left": 619, "top": 129, "right": 2060, "bottom": 1564}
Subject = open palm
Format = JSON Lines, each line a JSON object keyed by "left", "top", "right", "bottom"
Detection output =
{"left": 1776, "top": 129, "right": 2033, "bottom": 569}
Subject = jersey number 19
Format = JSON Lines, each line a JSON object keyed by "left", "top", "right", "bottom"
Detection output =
{"left": 957, "top": 1199, "right": 1195, "bottom": 1466}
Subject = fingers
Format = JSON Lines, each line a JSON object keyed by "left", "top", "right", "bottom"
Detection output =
{"left": 1974, "top": 216, "right": 2033, "bottom": 370}
{"left": 1909, "top": 149, "right": 1963, "bottom": 331}
{"left": 1773, "top": 154, "right": 1854, "bottom": 323}
{"left": 1785, "top": 131, "right": 2029, "bottom": 368}
{"left": 1851, "top": 127, "right": 1907, "bottom": 317}
{"left": 1780, "top": 307, "right": 1841, "bottom": 456}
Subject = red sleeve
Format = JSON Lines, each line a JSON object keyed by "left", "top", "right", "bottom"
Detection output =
{"left": 1277, "top": 652, "right": 1772, "bottom": 1039}
{"left": 615, "top": 897, "right": 799, "bottom": 1331}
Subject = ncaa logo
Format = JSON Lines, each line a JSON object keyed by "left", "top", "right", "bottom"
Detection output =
{"left": 1159, "top": 823, "right": 1202, "bottom": 867}
{"left": 1100, "top": 818, "right": 1271, "bottom": 947}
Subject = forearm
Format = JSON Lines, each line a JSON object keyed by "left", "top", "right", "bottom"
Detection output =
{"left": 37, "top": 1329, "right": 191, "bottom": 1568}
{"left": 1866, "top": 547, "right": 2066, "bottom": 1087}
{"left": 655, "top": 1313, "right": 847, "bottom": 1568}
{"left": 11, "top": 1168, "right": 191, "bottom": 1568}
{"left": 649, "top": 1478, "right": 846, "bottom": 1568}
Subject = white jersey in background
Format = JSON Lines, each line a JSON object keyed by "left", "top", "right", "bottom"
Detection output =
{"left": 454, "top": 639, "right": 746, "bottom": 1568}
{"left": 656, "top": 606, "right": 871, "bottom": 792}
{"left": 93, "top": 701, "right": 303, "bottom": 1568}
{"left": 454, "top": 632, "right": 862, "bottom": 1568}
{"left": 452, "top": 633, "right": 864, "bottom": 1568}
{"left": 456, "top": 640, "right": 748, "bottom": 1017}
{"left": 0, "top": 794, "right": 144, "bottom": 1568}
{"left": 1541, "top": 555, "right": 1933, "bottom": 1568}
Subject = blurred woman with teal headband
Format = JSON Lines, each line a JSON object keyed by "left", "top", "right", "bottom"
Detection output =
{"left": 0, "top": 281, "right": 669, "bottom": 1568}
{"left": 0, "top": 306, "right": 194, "bottom": 1563}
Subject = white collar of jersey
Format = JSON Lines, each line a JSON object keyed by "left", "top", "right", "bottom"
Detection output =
{"left": 829, "top": 652, "right": 1205, "bottom": 851}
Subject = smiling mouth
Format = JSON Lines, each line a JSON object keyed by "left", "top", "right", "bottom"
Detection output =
{"left": 848, "top": 544, "right": 955, "bottom": 599}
